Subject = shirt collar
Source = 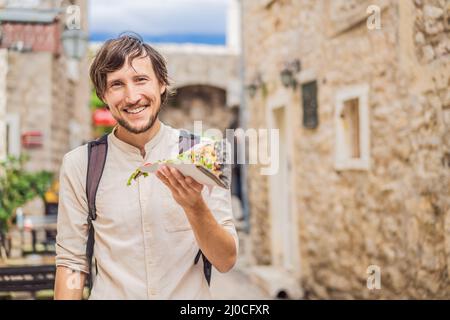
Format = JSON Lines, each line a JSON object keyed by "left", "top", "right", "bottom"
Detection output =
{"left": 109, "top": 122, "right": 167, "bottom": 156}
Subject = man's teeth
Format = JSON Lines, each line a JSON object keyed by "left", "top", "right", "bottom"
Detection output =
{"left": 126, "top": 106, "right": 146, "bottom": 114}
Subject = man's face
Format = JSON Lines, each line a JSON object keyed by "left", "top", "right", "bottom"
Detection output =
{"left": 103, "top": 56, "right": 166, "bottom": 134}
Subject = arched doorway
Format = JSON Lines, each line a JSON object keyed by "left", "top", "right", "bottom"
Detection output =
{"left": 160, "top": 84, "right": 235, "bottom": 132}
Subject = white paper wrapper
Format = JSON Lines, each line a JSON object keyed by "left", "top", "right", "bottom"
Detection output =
{"left": 139, "top": 162, "right": 228, "bottom": 190}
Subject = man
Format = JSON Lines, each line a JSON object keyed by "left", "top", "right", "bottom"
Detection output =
{"left": 54, "top": 34, "right": 238, "bottom": 299}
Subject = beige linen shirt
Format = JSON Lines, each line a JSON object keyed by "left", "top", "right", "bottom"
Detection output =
{"left": 55, "top": 123, "right": 239, "bottom": 299}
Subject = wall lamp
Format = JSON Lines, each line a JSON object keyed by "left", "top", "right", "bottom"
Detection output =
{"left": 246, "top": 74, "right": 265, "bottom": 98}
{"left": 280, "top": 59, "right": 301, "bottom": 89}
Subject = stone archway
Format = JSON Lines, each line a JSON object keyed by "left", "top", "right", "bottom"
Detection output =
{"left": 159, "top": 84, "right": 236, "bottom": 133}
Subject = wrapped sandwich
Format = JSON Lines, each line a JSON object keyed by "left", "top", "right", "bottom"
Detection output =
{"left": 127, "top": 137, "right": 231, "bottom": 189}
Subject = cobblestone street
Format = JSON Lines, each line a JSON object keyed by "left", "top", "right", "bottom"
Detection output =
{"left": 210, "top": 231, "right": 271, "bottom": 300}
{"left": 210, "top": 266, "right": 270, "bottom": 300}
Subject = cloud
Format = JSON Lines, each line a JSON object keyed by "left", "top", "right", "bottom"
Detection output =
{"left": 89, "top": 0, "right": 228, "bottom": 35}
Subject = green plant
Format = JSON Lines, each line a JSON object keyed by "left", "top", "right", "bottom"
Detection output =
{"left": 90, "top": 89, "right": 105, "bottom": 111}
{"left": 90, "top": 88, "right": 114, "bottom": 137}
{"left": 0, "top": 154, "right": 53, "bottom": 232}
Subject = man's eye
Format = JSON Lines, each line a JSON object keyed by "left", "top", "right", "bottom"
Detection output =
{"left": 138, "top": 78, "right": 147, "bottom": 82}
{"left": 111, "top": 83, "right": 122, "bottom": 87}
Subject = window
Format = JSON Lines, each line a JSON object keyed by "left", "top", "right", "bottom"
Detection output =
{"left": 5, "top": 113, "right": 21, "bottom": 158}
{"left": 335, "top": 85, "right": 370, "bottom": 170}
{"left": 342, "top": 98, "right": 360, "bottom": 158}
{"left": 301, "top": 81, "right": 318, "bottom": 129}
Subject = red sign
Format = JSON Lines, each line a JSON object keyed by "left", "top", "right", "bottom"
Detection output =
{"left": 93, "top": 108, "right": 117, "bottom": 127}
{"left": 22, "top": 131, "right": 43, "bottom": 148}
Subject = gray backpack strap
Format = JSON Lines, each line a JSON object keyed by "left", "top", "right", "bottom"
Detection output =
{"left": 85, "top": 134, "right": 108, "bottom": 291}
{"left": 179, "top": 129, "right": 213, "bottom": 286}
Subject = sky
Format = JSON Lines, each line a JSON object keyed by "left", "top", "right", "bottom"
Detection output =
{"left": 88, "top": 0, "right": 229, "bottom": 45}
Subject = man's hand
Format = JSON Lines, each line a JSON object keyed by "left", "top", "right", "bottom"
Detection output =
{"left": 155, "top": 165, "right": 237, "bottom": 273}
{"left": 156, "top": 165, "right": 205, "bottom": 211}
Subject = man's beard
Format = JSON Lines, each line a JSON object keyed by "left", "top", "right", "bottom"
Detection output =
{"left": 115, "top": 109, "right": 160, "bottom": 134}
{"left": 113, "top": 97, "right": 160, "bottom": 134}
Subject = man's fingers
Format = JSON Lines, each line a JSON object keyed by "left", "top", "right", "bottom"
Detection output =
{"left": 156, "top": 170, "right": 179, "bottom": 196}
{"left": 156, "top": 170, "right": 170, "bottom": 187}
{"left": 159, "top": 166, "right": 204, "bottom": 196}
{"left": 169, "top": 167, "right": 190, "bottom": 190}
{"left": 162, "top": 166, "right": 186, "bottom": 192}
{"left": 186, "top": 177, "right": 203, "bottom": 193}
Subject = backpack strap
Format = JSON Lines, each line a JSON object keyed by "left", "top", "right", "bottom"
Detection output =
{"left": 85, "top": 134, "right": 108, "bottom": 291}
{"left": 179, "top": 129, "right": 213, "bottom": 286}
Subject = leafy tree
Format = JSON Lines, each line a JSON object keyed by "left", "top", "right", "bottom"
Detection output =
{"left": 0, "top": 155, "right": 53, "bottom": 232}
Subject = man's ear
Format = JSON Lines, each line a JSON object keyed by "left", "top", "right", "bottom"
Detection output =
{"left": 160, "top": 85, "right": 166, "bottom": 95}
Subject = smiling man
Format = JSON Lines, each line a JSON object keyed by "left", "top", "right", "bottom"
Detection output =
{"left": 53, "top": 34, "right": 238, "bottom": 300}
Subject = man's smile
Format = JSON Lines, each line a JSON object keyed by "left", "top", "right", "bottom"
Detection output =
{"left": 122, "top": 104, "right": 150, "bottom": 117}
{"left": 123, "top": 105, "right": 149, "bottom": 115}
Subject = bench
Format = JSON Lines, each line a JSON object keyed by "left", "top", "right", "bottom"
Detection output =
{"left": 0, "top": 264, "right": 56, "bottom": 299}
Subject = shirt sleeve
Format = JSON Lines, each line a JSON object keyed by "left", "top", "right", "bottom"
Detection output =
{"left": 55, "top": 147, "right": 90, "bottom": 274}
{"left": 203, "top": 186, "right": 239, "bottom": 256}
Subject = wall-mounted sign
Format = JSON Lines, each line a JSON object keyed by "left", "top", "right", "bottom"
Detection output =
{"left": 22, "top": 131, "right": 43, "bottom": 148}
{"left": 302, "top": 81, "right": 319, "bottom": 129}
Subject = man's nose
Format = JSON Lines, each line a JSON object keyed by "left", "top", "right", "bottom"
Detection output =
{"left": 124, "top": 84, "right": 141, "bottom": 105}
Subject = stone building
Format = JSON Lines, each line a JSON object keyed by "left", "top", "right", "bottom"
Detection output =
{"left": 0, "top": 0, "right": 91, "bottom": 175}
{"left": 0, "top": 0, "right": 91, "bottom": 214}
{"left": 0, "top": 48, "right": 6, "bottom": 160}
{"left": 242, "top": 0, "right": 449, "bottom": 299}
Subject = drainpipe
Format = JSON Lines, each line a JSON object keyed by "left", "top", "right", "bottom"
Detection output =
{"left": 237, "top": 0, "right": 250, "bottom": 234}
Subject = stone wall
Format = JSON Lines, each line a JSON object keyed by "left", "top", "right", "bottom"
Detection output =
{"left": 6, "top": 51, "right": 54, "bottom": 173}
{"left": 414, "top": 0, "right": 450, "bottom": 63}
{"left": 243, "top": 0, "right": 449, "bottom": 299}
{"left": 6, "top": 53, "right": 91, "bottom": 174}
{"left": 50, "top": 54, "right": 71, "bottom": 171}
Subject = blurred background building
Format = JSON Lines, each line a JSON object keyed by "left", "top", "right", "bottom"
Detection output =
{"left": 0, "top": 48, "right": 6, "bottom": 160}
{"left": 0, "top": 0, "right": 92, "bottom": 214}
{"left": 242, "top": 0, "right": 449, "bottom": 299}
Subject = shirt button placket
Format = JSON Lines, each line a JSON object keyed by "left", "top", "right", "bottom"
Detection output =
{"left": 138, "top": 179, "right": 153, "bottom": 298}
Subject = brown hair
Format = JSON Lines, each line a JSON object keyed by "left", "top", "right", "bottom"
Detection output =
{"left": 89, "top": 33, "right": 171, "bottom": 105}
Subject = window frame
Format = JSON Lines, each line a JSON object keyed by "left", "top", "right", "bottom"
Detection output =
{"left": 334, "top": 84, "right": 370, "bottom": 171}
